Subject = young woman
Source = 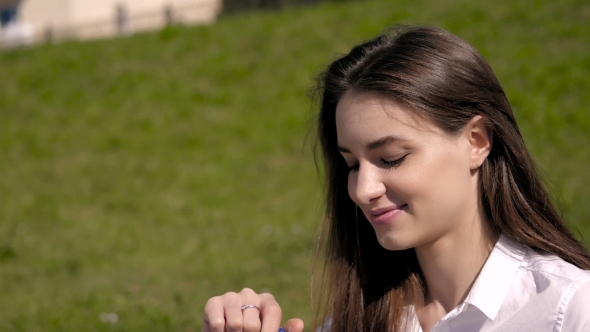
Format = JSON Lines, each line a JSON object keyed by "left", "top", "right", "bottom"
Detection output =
{"left": 201, "top": 26, "right": 590, "bottom": 332}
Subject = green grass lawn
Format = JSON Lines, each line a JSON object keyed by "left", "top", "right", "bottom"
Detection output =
{"left": 0, "top": 0, "right": 589, "bottom": 330}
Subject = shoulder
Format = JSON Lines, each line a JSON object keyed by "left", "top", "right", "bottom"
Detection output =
{"left": 560, "top": 278, "right": 590, "bottom": 331}
{"left": 522, "top": 247, "right": 590, "bottom": 283}
{"left": 521, "top": 248, "right": 590, "bottom": 331}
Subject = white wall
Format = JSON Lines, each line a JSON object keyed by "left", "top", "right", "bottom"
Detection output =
{"left": 18, "top": 0, "right": 221, "bottom": 42}
{"left": 21, "top": 0, "right": 70, "bottom": 28}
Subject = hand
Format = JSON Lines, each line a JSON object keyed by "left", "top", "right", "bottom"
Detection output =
{"left": 201, "top": 288, "right": 305, "bottom": 332}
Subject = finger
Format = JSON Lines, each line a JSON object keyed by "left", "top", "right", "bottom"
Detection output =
{"left": 283, "top": 318, "right": 304, "bottom": 332}
{"left": 223, "top": 293, "right": 244, "bottom": 332}
{"left": 259, "top": 294, "right": 282, "bottom": 332}
{"left": 203, "top": 298, "right": 226, "bottom": 332}
{"left": 239, "top": 288, "right": 262, "bottom": 332}
{"left": 242, "top": 305, "right": 262, "bottom": 332}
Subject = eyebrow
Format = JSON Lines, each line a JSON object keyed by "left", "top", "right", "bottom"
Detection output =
{"left": 338, "top": 135, "right": 403, "bottom": 153}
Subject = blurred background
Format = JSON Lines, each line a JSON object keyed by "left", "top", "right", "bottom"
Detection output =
{"left": 0, "top": 0, "right": 588, "bottom": 330}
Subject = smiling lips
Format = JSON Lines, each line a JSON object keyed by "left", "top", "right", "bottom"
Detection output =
{"left": 368, "top": 205, "right": 407, "bottom": 225}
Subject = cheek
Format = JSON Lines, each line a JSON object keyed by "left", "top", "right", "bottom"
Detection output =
{"left": 425, "top": 152, "right": 472, "bottom": 213}
{"left": 404, "top": 150, "right": 472, "bottom": 211}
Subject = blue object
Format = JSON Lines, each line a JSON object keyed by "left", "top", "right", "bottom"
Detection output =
{"left": 0, "top": 6, "right": 18, "bottom": 27}
{"left": 278, "top": 328, "right": 285, "bottom": 332}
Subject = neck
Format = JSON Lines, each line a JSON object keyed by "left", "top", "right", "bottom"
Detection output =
{"left": 416, "top": 213, "right": 498, "bottom": 313}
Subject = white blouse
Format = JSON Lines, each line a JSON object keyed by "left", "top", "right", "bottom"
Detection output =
{"left": 408, "top": 234, "right": 590, "bottom": 332}
{"left": 319, "top": 235, "right": 590, "bottom": 332}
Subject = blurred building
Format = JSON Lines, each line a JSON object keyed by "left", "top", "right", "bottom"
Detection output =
{"left": 1, "top": 0, "right": 221, "bottom": 46}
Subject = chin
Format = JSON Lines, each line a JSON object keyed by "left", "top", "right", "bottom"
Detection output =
{"left": 376, "top": 234, "right": 414, "bottom": 251}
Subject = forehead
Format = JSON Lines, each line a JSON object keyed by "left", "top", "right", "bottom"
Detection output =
{"left": 335, "top": 91, "right": 435, "bottom": 145}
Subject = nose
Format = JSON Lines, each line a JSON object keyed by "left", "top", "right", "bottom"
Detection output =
{"left": 348, "top": 163, "right": 386, "bottom": 205}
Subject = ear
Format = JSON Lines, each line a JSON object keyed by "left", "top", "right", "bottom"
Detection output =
{"left": 465, "top": 115, "right": 493, "bottom": 170}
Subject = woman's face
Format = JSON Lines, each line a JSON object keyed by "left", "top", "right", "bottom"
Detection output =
{"left": 336, "top": 91, "right": 483, "bottom": 251}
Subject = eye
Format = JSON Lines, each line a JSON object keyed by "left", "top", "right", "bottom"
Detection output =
{"left": 347, "top": 163, "right": 359, "bottom": 172}
{"left": 340, "top": 154, "right": 359, "bottom": 172}
{"left": 381, "top": 153, "right": 409, "bottom": 169}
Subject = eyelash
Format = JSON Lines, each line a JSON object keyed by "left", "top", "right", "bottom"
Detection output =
{"left": 347, "top": 154, "right": 409, "bottom": 172}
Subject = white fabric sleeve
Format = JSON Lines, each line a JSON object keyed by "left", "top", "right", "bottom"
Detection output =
{"left": 561, "top": 278, "right": 590, "bottom": 332}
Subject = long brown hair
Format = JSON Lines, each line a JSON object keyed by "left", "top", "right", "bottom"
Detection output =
{"left": 313, "top": 26, "right": 590, "bottom": 332}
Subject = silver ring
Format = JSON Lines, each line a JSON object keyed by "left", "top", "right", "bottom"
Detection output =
{"left": 241, "top": 304, "right": 261, "bottom": 313}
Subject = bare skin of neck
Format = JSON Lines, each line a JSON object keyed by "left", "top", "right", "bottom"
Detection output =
{"left": 415, "top": 208, "right": 499, "bottom": 332}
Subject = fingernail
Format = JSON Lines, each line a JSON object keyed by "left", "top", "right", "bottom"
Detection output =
{"left": 278, "top": 328, "right": 285, "bottom": 332}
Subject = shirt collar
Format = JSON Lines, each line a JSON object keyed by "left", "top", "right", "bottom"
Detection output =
{"left": 463, "top": 234, "right": 526, "bottom": 320}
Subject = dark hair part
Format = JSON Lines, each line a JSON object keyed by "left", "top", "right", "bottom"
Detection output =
{"left": 313, "top": 26, "right": 590, "bottom": 332}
